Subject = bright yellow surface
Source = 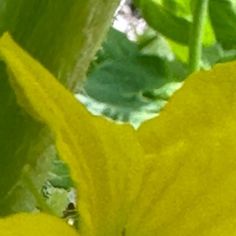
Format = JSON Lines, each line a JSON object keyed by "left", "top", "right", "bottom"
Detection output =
{"left": 0, "top": 33, "right": 236, "bottom": 236}
{"left": 135, "top": 63, "right": 236, "bottom": 235}
{"left": 0, "top": 213, "right": 78, "bottom": 236}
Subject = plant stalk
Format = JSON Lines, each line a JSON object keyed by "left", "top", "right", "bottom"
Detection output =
{"left": 188, "top": 0, "right": 209, "bottom": 73}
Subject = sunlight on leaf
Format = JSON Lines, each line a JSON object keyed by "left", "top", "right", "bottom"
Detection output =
{"left": 1, "top": 32, "right": 236, "bottom": 236}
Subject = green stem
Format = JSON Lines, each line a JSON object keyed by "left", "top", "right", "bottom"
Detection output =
{"left": 188, "top": 0, "right": 209, "bottom": 73}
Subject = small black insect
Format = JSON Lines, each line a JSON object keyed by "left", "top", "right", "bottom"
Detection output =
{"left": 63, "top": 202, "right": 79, "bottom": 229}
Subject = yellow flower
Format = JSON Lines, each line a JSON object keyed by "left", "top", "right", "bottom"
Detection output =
{"left": 0, "top": 33, "right": 236, "bottom": 236}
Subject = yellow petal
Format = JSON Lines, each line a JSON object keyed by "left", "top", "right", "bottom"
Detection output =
{"left": 2, "top": 31, "right": 236, "bottom": 236}
{"left": 0, "top": 213, "right": 78, "bottom": 236}
{"left": 0, "top": 33, "right": 147, "bottom": 235}
{"left": 126, "top": 61, "right": 236, "bottom": 235}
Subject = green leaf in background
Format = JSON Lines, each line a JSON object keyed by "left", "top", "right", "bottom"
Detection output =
{"left": 201, "top": 44, "right": 236, "bottom": 69}
{"left": 48, "top": 158, "right": 74, "bottom": 190}
{"left": 162, "top": 0, "right": 192, "bottom": 19}
{"left": 134, "top": 0, "right": 215, "bottom": 64}
{"left": 134, "top": 0, "right": 191, "bottom": 45}
{"left": 209, "top": 0, "right": 236, "bottom": 49}
{"left": 136, "top": 27, "right": 187, "bottom": 77}
{"left": 134, "top": 0, "right": 236, "bottom": 70}
{"left": 6, "top": 144, "right": 75, "bottom": 219}
{"left": 167, "top": 0, "right": 215, "bottom": 46}
{"left": 92, "top": 28, "right": 139, "bottom": 64}
{"left": 79, "top": 29, "right": 184, "bottom": 127}
{"left": 0, "top": 0, "right": 119, "bottom": 215}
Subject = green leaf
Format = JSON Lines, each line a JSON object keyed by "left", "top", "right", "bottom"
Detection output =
{"left": 82, "top": 29, "right": 183, "bottom": 127}
{"left": 200, "top": 44, "right": 236, "bottom": 69}
{"left": 201, "top": 44, "right": 236, "bottom": 69}
{"left": 94, "top": 28, "right": 139, "bottom": 63}
{"left": 162, "top": 0, "right": 191, "bottom": 18}
{"left": 82, "top": 56, "right": 169, "bottom": 127}
{"left": 209, "top": 0, "right": 236, "bottom": 49}
{"left": 0, "top": 0, "right": 119, "bottom": 214}
{"left": 134, "top": 0, "right": 191, "bottom": 44}
{"left": 6, "top": 146, "right": 74, "bottom": 217}
{"left": 49, "top": 158, "right": 74, "bottom": 190}
{"left": 137, "top": 27, "right": 174, "bottom": 60}
{"left": 4, "top": 144, "right": 58, "bottom": 214}
{"left": 135, "top": 0, "right": 215, "bottom": 54}
{"left": 201, "top": 44, "right": 224, "bottom": 69}
{"left": 86, "top": 56, "right": 169, "bottom": 105}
